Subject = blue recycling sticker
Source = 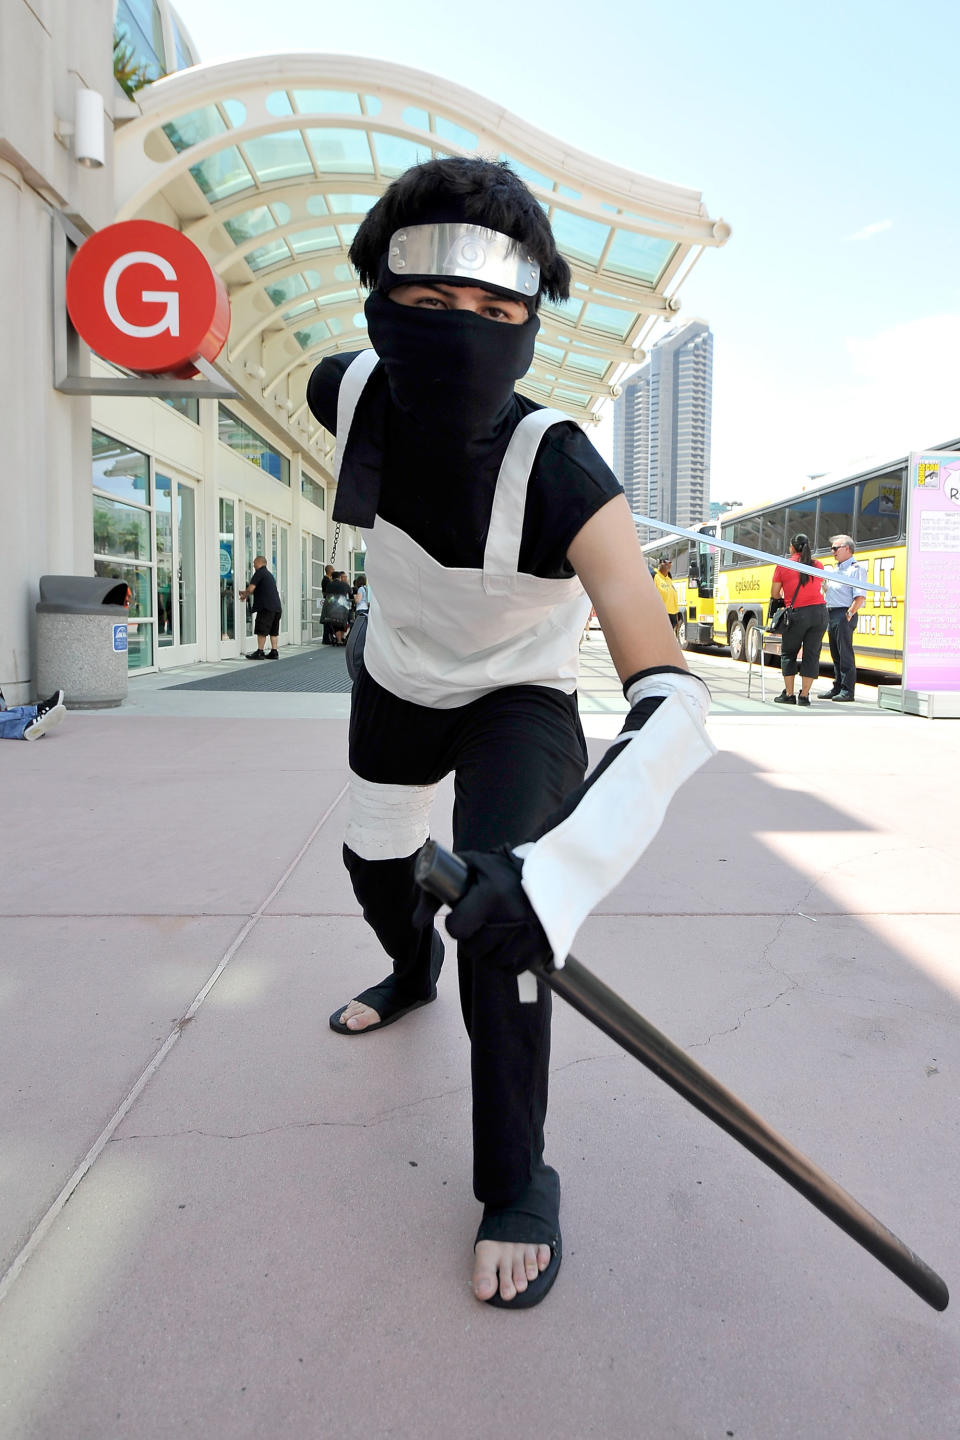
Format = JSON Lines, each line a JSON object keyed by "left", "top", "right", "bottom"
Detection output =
{"left": 113, "top": 624, "right": 128, "bottom": 653}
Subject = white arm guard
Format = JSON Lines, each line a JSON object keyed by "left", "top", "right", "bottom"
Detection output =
{"left": 516, "top": 670, "right": 715, "bottom": 967}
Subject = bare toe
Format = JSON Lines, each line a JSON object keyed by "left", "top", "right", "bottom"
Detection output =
{"left": 340, "top": 1001, "right": 381, "bottom": 1031}
{"left": 475, "top": 1241, "right": 547, "bottom": 1303}
{"left": 511, "top": 1249, "right": 529, "bottom": 1294}
{"left": 472, "top": 1240, "right": 500, "bottom": 1301}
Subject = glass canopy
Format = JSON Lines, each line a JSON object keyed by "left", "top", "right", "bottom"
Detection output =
{"left": 115, "top": 56, "right": 729, "bottom": 470}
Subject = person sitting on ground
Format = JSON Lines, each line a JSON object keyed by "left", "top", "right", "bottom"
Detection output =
{"left": 770, "top": 533, "right": 827, "bottom": 707}
{"left": 0, "top": 688, "right": 66, "bottom": 740}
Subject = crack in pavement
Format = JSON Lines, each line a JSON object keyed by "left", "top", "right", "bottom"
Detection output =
{"left": 111, "top": 1057, "right": 631, "bottom": 1144}
{"left": 687, "top": 910, "right": 800, "bottom": 1049}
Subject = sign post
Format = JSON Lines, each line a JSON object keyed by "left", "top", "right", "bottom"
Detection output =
{"left": 881, "top": 452, "right": 960, "bottom": 717}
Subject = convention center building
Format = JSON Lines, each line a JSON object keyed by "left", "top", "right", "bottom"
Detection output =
{"left": 1, "top": 0, "right": 729, "bottom": 702}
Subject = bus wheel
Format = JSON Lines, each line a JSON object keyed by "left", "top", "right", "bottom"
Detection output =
{"left": 745, "top": 620, "right": 761, "bottom": 664}
{"left": 729, "top": 618, "right": 746, "bottom": 661}
{"left": 676, "top": 615, "right": 687, "bottom": 648}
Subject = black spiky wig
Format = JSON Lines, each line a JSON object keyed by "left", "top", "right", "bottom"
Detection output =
{"left": 348, "top": 157, "right": 571, "bottom": 307}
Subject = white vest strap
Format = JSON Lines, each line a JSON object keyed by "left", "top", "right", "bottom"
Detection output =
{"left": 334, "top": 350, "right": 380, "bottom": 484}
{"left": 483, "top": 407, "right": 569, "bottom": 588}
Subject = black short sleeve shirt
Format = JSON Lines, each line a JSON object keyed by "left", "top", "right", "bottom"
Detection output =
{"left": 249, "top": 566, "right": 281, "bottom": 612}
{"left": 307, "top": 352, "right": 623, "bottom": 580}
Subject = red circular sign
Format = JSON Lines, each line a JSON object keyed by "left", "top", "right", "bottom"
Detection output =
{"left": 65, "top": 219, "right": 230, "bottom": 377}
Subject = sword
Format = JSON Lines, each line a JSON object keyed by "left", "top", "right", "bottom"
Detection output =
{"left": 633, "top": 512, "right": 888, "bottom": 592}
{"left": 414, "top": 840, "right": 949, "bottom": 1313}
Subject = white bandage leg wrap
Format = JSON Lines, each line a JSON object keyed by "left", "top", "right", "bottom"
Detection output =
{"left": 518, "top": 683, "right": 715, "bottom": 966}
{"left": 344, "top": 770, "right": 439, "bottom": 862}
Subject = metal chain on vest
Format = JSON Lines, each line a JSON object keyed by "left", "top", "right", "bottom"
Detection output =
{"left": 329, "top": 521, "right": 341, "bottom": 567}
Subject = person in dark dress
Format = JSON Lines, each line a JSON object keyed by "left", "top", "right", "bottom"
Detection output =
{"left": 323, "top": 570, "right": 353, "bottom": 646}
{"left": 320, "top": 563, "right": 335, "bottom": 644}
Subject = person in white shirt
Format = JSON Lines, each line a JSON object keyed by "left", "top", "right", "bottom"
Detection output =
{"left": 820, "top": 534, "right": 867, "bottom": 701}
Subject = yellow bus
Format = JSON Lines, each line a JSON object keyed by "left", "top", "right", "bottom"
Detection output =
{"left": 701, "top": 439, "right": 960, "bottom": 676}
{"left": 641, "top": 525, "right": 719, "bottom": 651}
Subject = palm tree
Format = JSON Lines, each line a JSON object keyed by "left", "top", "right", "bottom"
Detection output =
{"left": 113, "top": 29, "right": 157, "bottom": 99}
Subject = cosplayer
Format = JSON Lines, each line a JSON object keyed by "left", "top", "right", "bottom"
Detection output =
{"left": 307, "top": 158, "right": 713, "bottom": 1308}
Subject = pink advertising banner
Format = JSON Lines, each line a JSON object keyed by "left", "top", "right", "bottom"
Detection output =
{"left": 904, "top": 452, "right": 960, "bottom": 691}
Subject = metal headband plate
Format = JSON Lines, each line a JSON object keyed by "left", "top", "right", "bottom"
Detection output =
{"left": 386, "top": 223, "right": 540, "bottom": 295}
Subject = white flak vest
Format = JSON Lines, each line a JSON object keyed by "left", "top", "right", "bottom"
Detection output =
{"left": 335, "top": 350, "right": 592, "bottom": 709}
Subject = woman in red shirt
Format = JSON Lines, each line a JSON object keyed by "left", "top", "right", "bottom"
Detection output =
{"left": 769, "top": 533, "right": 827, "bottom": 707}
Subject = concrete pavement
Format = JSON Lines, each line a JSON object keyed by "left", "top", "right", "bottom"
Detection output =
{"left": 1, "top": 641, "right": 957, "bottom": 1439}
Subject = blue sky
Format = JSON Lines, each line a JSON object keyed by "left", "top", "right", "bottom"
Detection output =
{"left": 174, "top": 0, "right": 960, "bottom": 506}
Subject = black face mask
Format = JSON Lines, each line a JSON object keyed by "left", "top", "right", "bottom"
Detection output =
{"left": 364, "top": 290, "right": 539, "bottom": 435}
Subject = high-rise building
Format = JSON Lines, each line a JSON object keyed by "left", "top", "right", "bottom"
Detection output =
{"left": 613, "top": 321, "right": 713, "bottom": 542}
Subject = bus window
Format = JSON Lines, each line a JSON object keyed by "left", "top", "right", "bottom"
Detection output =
{"left": 760, "top": 507, "right": 787, "bottom": 558}
{"left": 697, "top": 541, "right": 714, "bottom": 590}
{"left": 787, "top": 494, "right": 818, "bottom": 549}
{"left": 673, "top": 546, "right": 689, "bottom": 579}
{"left": 721, "top": 524, "right": 735, "bottom": 565}
{"left": 732, "top": 515, "right": 761, "bottom": 564}
{"left": 818, "top": 484, "right": 856, "bottom": 546}
{"left": 857, "top": 471, "right": 903, "bottom": 544}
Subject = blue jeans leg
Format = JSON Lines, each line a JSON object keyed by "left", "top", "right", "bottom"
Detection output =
{"left": 0, "top": 705, "right": 38, "bottom": 739}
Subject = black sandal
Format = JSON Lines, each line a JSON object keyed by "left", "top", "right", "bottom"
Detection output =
{"left": 475, "top": 1163, "right": 562, "bottom": 1309}
{"left": 329, "top": 934, "right": 444, "bottom": 1035}
{"left": 329, "top": 978, "right": 438, "bottom": 1034}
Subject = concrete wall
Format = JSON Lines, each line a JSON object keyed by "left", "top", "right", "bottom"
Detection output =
{"left": 0, "top": 2, "right": 351, "bottom": 698}
{"left": 0, "top": 0, "right": 117, "bottom": 702}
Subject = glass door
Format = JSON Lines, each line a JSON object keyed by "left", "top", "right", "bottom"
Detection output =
{"left": 271, "top": 519, "right": 290, "bottom": 640}
{"left": 156, "top": 471, "right": 200, "bottom": 669}
{"left": 219, "top": 495, "right": 241, "bottom": 659}
{"left": 244, "top": 506, "right": 266, "bottom": 642}
{"left": 302, "top": 532, "right": 325, "bottom": 638}
{"left": 243, "top": 508, "right": 269, "bottom": 648}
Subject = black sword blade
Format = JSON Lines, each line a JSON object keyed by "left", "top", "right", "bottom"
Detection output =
{"left": 414, "top": 840, "right": 949, "bottom": 1312}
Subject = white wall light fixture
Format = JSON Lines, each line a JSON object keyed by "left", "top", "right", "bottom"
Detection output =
{"left": 74, "top": 89, "right": 105, "bottom": 169}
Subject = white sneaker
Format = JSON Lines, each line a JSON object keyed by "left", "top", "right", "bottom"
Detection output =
{"left": 36, "top": 689, "right": 65, "bottom": 717}
{"left": 24, "top": 704, "right": 66, "bottom": 740}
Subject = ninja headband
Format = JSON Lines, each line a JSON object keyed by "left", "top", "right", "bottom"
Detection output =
{"left": 379, "top": 223, "right": 541, "bottom": 304}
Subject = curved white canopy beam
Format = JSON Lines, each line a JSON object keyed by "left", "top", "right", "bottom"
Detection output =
{"left": 114, "top": 53, "right": 729, "bottom": 436}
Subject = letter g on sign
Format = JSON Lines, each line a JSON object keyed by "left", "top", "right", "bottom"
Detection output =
{"left": 103, "top": 251, "right": 180, "bottom": 339}
{"left": 66, "top": 219, "right": 229, "bottom": 376}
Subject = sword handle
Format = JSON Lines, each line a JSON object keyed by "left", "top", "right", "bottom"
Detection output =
{"left": 414, "top": 840, "right": 470, "bottom": 907}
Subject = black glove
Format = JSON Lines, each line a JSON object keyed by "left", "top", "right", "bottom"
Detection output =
{"left": 413, "top": 845, "right": 553, "bottom": 974}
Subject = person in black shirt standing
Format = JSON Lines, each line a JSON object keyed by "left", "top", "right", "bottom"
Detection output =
{"left": 240, "top": 556, "right": 282, "bottom": 659}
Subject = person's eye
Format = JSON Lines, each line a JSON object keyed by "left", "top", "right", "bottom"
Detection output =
{"left": 414, "top": 294, "right": 446, "bottom": 309}
{"left": 482, "top": 304, "right": 515, "bottom": 322}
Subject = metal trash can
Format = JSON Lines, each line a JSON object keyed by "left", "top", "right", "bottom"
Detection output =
{"left": 35, "top": 575, "right": 130, "bottom": 709}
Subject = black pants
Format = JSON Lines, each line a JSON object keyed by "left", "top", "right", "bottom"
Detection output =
{"left": 780, "top": 604, "right": 827, "bottom": 678}
{"left": 827, "top": 608, "right": 858, "bottom": 692}
{"left": 346, "top": 666, "right": 588, "bottom": 1207}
